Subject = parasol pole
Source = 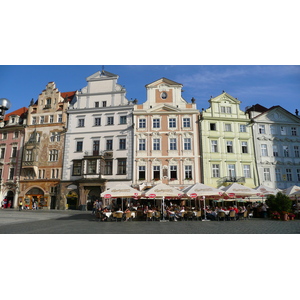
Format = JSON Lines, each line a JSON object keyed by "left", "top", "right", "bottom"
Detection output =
{"left": 160, "top": 195, "right": 169, "bottom": 222}
{"left": 202, "top": 195, "right": 210, "bottom": 221}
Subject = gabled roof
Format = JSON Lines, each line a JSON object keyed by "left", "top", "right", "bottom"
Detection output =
{"left": 86, "top": 70, "right": 118, "bottom": 81}
{"left": 245, "top": 104, "right": 268, "bottom": 114}
{"left": 251, "top": 105, "right": 300, "bottom": 122}
{"left": 61, "top": 91, "right": 77, "bottom": 102}
{"left": 146, "top": 77, "right": 183, "bottom": 87}
{"left": 4, "top": 107, "right": 28, "bottom": 121}
{"left": 210, "top": 92, "right": 241, "bottom": 104}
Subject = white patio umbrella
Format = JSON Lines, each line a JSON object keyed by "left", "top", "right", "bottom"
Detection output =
{"left": 222, "top": 183, "right": 259, "bottom": 201}
{"left": 282, "top": 185, "right": 300, "bottom": 197}
{"left": 254, "top": 184, "right": 281, "bottom": 196}
{"left": 182, "top": 183, "right": 224, "bottom": 220}
{"left": 144, "top": 183, "right": 184, "bottom": 222}
{"left": 101, "top": 183, "right": 142, "bottom": 210}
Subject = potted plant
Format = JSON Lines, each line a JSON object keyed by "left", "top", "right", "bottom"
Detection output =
{"left": 266, "top": 192, "right": 292, "bottom": 221}
{"left": 270, "top": 211, "right": 280, "bottom": 220}
{"left": 288, "top": 213, "right": 295, "bottom": 220}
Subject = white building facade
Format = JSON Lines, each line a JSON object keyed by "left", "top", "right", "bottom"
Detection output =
{"left": 248, "top": 105, "right": 300, "bottom": 189}
{"left": 61, "top": 70, "right": 134, "bottom": 210}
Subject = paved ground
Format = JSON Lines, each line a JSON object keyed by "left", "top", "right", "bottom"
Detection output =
{"left": 0, "top": 209, "right": 300, "bottom": 234}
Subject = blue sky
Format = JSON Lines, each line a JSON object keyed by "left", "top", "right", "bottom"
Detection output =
{"left": 0, "top": 65, "right": 299, "bottom": 114}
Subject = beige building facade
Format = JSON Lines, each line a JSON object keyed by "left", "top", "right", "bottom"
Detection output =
{"left": 133, "top": 78, "right": 201, "bottom": 189}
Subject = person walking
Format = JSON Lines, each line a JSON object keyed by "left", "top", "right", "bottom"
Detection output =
{"left": 19, "top": 200, "right": 23, "bottom": 211}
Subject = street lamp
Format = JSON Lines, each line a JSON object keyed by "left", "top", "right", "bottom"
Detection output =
{"left": 0, "top": 98, "right": 12, "bottom": 120}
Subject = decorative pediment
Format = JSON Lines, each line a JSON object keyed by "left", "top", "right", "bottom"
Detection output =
{"left": 148, "top": 104, "right": 181, "bottom": 113}
{"left": 146, "top": 78, "right": 182, "bottom": 88}
{"left": 255, "top": 106, "right": 300, "bottom": 124}
{"left": 210, "top": 92, "right": 241, "bottom": 104}
{"left": 86, "top": 70, "right": 118, "bottom": 81}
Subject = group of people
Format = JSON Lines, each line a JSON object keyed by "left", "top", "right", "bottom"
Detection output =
{"left": 1, "top": 199, "right": 11, "bottom": 209}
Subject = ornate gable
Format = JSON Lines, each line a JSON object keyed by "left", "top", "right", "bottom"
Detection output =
{"left": 210, "top": 92, "right": 241, "bottom": 104}
{"left": 256, "top": 106, "right": 300, "bottom": 124}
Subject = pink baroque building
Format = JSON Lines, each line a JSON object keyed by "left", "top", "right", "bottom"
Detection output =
{"left": 133, "top": 78, "right": 201, "bottom": 190}
{"left": 0, "top": 107, "right": 28, "bottom": 208}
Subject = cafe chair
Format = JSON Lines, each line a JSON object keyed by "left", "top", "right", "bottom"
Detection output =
{"left": 115, "top": 212, "right": 123, "bottom": 222}
{"left": 154, "top": 211, "right": 161, "bottom": 221}
{"left": 248, "top": 211, "right": 253, "bottom": 219}
{"left": 229, "top": 210, "right": 236, "bottom": 221}
{"left": 217, "top": 211, "right": 226, "bottom": 221}
{"left": 146, "top": 211, "right": 153, "bottom": 221}
{"left": 125, "top": 211, "right": 133, "bottom": 221}
{"left": 195, "top": 210, "right": 202, "bottom": 221}
{"left": 186, "top": 211, "right": 194, "bottom": 221}
{"left": 243, "top": 210, "right": 248, "bottom": 220}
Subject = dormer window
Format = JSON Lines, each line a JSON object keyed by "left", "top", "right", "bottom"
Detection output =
{"left": 45, "top": 98, "right": 51, "bottom": 109}
{"left": 11, "top": 117, "right": 15, "bottom": 124}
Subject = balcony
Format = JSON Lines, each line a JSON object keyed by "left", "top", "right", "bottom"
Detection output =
{"left": 223, "top": 176, "right": 245, "bottom": 183}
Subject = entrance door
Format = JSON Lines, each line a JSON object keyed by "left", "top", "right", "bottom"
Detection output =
{"left": 50, "top": 196, "right": 56, "bottom": 209}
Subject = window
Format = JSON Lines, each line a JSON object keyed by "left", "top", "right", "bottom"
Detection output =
{"left": 221, "top": 106, "right": 232, "bottom": 113}
{"left": 139, "top": 139, "right": 146, "bottom": 151}
{"left": 78, "top": 119, "right": 85, "bottom": 127}
{"left": 2, "top": 132, "right": 7, "bottom": 140}
{"left": 273, "top": 145, "right": 279, "bottom": 157}
{"left": 13, "top": 131, "right": 19, "bottom": 139}
{"left": 241, "top": 141, "right": 248, "bottom": 153}
{"left": 49, "top": 150, "right": 58, "bottom": 161}
{"left": 106, "top": 139, "right": 113, "bottom": 151}
{"left": 25, "top": 149, "right": 33, "bottom": 161}
{"left": 261, "top": 144, "right": 268, "bottom": 156}
{"left": 32, "top": 117, "right": 37, "bottom": 125}
{"left": 226, "top": 141, "right": 233, "bottom": 153}
{"left": 139, "top": 119, "right": 146, "bottom": 128}
{"left": 185, "top": 165, "right": 192, "bottom": 179}
{"left": 76, "top": 141, "right": 83, "bottom": 152}
{"left": 258, "top": 125, "right": 266, "bottom": 134}
{"left": 224, "top": 124, "right": 232, "bottom": 132}
{"left": 40, "top": 116, "right": 44, "bottom": 124}
{"left": 0, "top": 168, "right": 2, "bottom": 179}
{"left": 183, "top": 118, "right": 191, "bottom": 128}
{"left": 46, "top": 98, "right": 51, "bottom": 106}
{"left": 240, "top": 124, "right": 246, "bottom": 132}
{"left": 95, "top": 102, "right": 99, "bottom": 108}
{"left": 9, "top": 168, "right": 14, "bottom": 180}
{"left": 11, "top": 147, "right": 17, "bottom": 158}
{"left": 210, "top": 123, "right": 216, "bottom": 131}
{"left": 170, "top": 165, "right": 177, "bottom": 180}
{"left": 291, "top": 127, "right": 297, "bottom": 136}
{"left": 104, "top": 160, "right": 113, "bottom": 175}
{"left": 169, "top": 118, "right": 176, "bottom": 128}
{"left": 270, "top": 125, "right": 276, "bottom": 135}
{"left": 280, "top": 126, "right": 287, "bottom": 135}
{"left": 183, "top": 138, "right": 191, "bottom": 151}
{"left": 153, "top": 166, "right": 160, "bottom": 180}
{"left": 139, "top": 166, "right": 146, "bottom": 180}
{"left": 93, "top": 140, "right": 100, "bottom": 155}
{"left": 153, "top": 118, "right": 160, "bottom": 128}
{"left": 49, "top": 115, "right": 54, "bottom": 123}
{"left": 38, "top": 169, "right": 45, "bottom": 179}
{"left": 119, "top": 138, "right": 126, "bottom": 150}
{"left": 94, "top": 117, "right": 101, "bottom": 126}
{"left": 228, "top": 164, "right": 236, "bottom": 178}
{"left": 286, "top": 168, "right": 292, "bottom": 181}
{"left": 263, "top": 168, "right": 271, "bottom": 181}
{"left": 275, "top": 168, "right": 281, "bottom": 182}
{"left": 87, "top": 160, "right": 97, "bottom": 174}
{"left": 102, "top": 101, "right": 107, "bottom": 107}
{"left": 0, "top": 148, "right": 5, "bottom": 159}
{"left": 283, "top": 146, "right": 289, "bottom": 157}
{"left": 72, "top": 161, "right": 82, "bottom": 176}
{"left": 211, "top": 140, "right": 218, "bottom": 152}
{"left": 294, "top": 146, "right": 300, "bottom": 158}
{"left": 120, "top": 116, "right": 127, "bottom": 124}
{"left": 51, "top": 169, "right": 59, "bottom": 179}
{"left": 169, "top": 138, "right": 177, "bottom": 150}
{"left": 212, "top": 164, "right": 220, "bottom": 178}
{"left": 50, "top": 132, "right": 55, "bottom": 142}
{"left": 58, "top": 114, "right": 62, "bottom": 123}
{"left": 297, "top": 169, "right": 300, "bottom": 181}
{"left": 243, "top": 165, "right": 251, "bottom": 178}
{"left": 107, "top": 116, "right": 114, "bottom": 125}
{"left": 153, "top": 138, "right": 160, "bottom": 151}
{"left": 117, "top": 158, "right": 127, "bottom": 175}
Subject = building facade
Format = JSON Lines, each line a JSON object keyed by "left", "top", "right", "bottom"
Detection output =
{"left": 133, "top": 78, "right": 201, "bottom": 189}
{"left": 61, "top": 70, "right": 134, "bottom": 210}
{"left": 0, "top": 108, "right": 27, "bottom": 208}
{"left": 18, "top": 82, "right": 76, "bottom": 209}
{"left": 248, "top": 105, "right": 300, "bottom": 189}
{"left": 200, "top": 92, "right": 258, "bottom": 188}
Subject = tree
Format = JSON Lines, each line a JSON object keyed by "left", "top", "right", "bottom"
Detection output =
{"left": 266, "top": 192, "right": 292, "bottom": 213}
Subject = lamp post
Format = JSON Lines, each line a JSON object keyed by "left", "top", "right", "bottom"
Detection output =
{"left": 0, "top": 98, "right": 12, "bottom": 120}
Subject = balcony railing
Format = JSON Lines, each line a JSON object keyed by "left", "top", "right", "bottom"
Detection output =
{"left": 223, "top": 176, "right": 245, "bottom": 183}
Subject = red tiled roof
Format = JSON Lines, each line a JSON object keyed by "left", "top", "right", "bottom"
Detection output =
{"left": 61, "top": 91, "right": 76, "bottom": 102}
{"left": 4, "top": 107, "right": 28, "bottom": 121}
